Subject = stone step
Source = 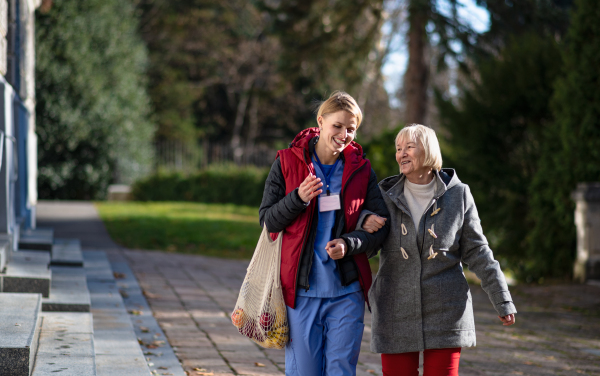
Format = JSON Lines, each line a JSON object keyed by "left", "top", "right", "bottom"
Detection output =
{"left": 31, "top": 312, "right": 96, "bottom": 376}
{"left": 84, "top": 251, "right": 151, "bottom": 376}
{"left": 1, "top": 251, "right": 51, "bottom": 297}
{"left": 42, "top": 267, "right": 90, "bottom": 312}
{"left": 0, "top": 293, "right": 42, "bottom": 376}
{"left": 18, "top": 228, "right": 54, "bottom": 252}
{"left": 111, "top": 258, "right": 186, "bottom": 376}
{"left": 50, "top": 239, "right": 83, "bottom": 267}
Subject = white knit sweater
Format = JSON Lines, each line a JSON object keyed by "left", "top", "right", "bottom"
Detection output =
{"left": 404, "top": 177, "right": 436, "bottom": 229}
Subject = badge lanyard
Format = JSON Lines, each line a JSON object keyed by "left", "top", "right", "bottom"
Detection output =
{"left": 313, "top": 152, "right": 341, "bottom": 196}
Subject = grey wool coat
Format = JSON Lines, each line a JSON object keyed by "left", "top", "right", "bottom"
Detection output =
{"left": 365, "top": 168, "right": 517, "bottom": 354}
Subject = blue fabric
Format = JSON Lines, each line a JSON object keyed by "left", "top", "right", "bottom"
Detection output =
{"left": 296, "top": 156, "right": 361, "bottom": 298}
{"left": 285, "top": 291, "right": 365, "bottom": 376}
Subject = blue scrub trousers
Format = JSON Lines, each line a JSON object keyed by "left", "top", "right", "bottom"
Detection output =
{"left": 285, "top": 291, "right": 365, "bottom": 376}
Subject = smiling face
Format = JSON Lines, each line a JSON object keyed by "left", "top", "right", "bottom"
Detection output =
{"left": 315, "top": 110, "right": 357, "bottom": 164}
{"left": 396, "top": 136, "right": 433, "bottom": 183}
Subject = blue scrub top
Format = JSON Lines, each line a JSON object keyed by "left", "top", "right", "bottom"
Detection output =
{"left": 296, "top": 155, "right": 361, "bottom": 298}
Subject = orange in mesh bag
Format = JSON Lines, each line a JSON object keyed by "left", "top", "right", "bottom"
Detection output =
{"left": 231, "top": 225, "right": 289, "bottom": 349}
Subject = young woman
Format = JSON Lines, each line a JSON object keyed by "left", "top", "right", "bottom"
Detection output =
{"left": 259, "top": 91, "right": 390, "bottom": 375}
{"left": 361, "top": 124, "right": 516, "bottom": 376}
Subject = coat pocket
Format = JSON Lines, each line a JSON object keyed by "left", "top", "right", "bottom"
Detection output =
{"left": 438, "top": 275, "right": 475, "bottom": 330}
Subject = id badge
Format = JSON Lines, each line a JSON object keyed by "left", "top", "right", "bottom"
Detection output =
{"left": 319, "top": 193, "right": 341, "bottom": 212}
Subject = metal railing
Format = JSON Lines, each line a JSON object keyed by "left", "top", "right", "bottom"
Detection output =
{"left": 154, "top": 139, "right": 277, "bottom": 172}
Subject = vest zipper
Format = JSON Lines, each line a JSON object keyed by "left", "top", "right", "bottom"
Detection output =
{"left": 340, "top": 160, "right": 371, "bottom": 311}
{"left": 295, "top": 148, "right": 315, "bottom": 294}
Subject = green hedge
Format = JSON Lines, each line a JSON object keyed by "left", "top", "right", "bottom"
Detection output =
{"left": 131, "top": 165, "right": 269, "bottom": 206}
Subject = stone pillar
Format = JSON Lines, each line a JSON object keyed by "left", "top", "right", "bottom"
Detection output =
{"left": 572, "top": 183, "right": 600, "bottom": 283}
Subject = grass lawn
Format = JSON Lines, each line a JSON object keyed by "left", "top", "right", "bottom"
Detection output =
{"left": 95, "top": 201, "right": 382, "bottom": 271}
{"left": 95, "top": 201, "right": 263, "bottom": 259}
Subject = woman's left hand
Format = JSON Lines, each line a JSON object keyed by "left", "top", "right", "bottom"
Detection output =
{"left": 499, "top": 314, "right": 515, "bottom": 326}
{"left": 326, "top": 239, "right": 347, "bottom": 260}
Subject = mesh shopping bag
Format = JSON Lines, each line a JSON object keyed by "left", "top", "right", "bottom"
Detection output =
{"left": 231, "top": 225, "right": 289, "bottom": 349}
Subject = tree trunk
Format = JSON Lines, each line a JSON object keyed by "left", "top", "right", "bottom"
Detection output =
{"left": 404, "top": 0, "right": 429, "bottom": 125}
{"left": 245, "top": 94, "right": 260, "bottom": 161}
{"left": 230, "top": 76, "right": 254, "bottom": 164}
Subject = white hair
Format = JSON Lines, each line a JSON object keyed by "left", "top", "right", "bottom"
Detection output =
{"left": 395, "top": 124, "right": 443, "bottom": 171}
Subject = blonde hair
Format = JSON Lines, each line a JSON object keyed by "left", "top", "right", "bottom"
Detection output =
{"left": 316, "top": 91, "right": 363, "bottom": 127}
{"left": 395, "top": 124, "right": 443, "bottom": 171}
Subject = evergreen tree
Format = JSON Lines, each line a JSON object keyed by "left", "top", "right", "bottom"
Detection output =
{"left": 436, "top": 34, "right": 562, "bottom": 276}
{"left": 36, "top": 0, "right": 154, "bottom": 199}
{"left": 527, "top": 0, "right": 600, "bottom": 280}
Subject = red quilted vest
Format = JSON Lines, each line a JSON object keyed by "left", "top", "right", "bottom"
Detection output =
{"left": 273, "top": 127, "right": 373, "bottom": 308}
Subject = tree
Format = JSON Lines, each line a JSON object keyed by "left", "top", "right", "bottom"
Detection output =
{"left": 436, "top": 34, "right": 563, "bottom": 278}
{"left": 137, "top": 0, "right": 388, "bottom": 153}
{"left": 527, "top": 0, "right": 600, "bottom": 280}
{"left": 36, "top": 0, "right": 154, "bottom": 199}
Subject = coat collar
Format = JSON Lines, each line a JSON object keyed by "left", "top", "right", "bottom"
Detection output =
{"left": 379, "top": 168, "right": 461, "bottom": 213}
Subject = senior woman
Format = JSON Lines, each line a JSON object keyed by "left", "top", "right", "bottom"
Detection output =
{"left": 361, "top": 124, "right": 516, "bottom": 376}
{"left": 259, "top": 91, "right": 390, "bottom": 376}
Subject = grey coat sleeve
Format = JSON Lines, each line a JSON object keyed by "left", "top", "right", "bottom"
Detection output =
{"left": 259, "top": 158, "right": 309, "bottom": 233}
{"left": 460, "top": 185, "right": 517, "bottom": 317}
{"left": 341, "top": 169, "right": 391, "bottom": 258}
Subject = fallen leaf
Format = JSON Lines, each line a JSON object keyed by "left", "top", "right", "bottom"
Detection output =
{"left": 129, "top": 310, "right": 142, "bottom": 315}
{"left": 119, "top": 290, "right": 129, "bottom": 298}
{"left": 254, "top": 362, "right": 265, "bottom": 367}
{"left": 140, "top": 326, "right": 150, "bottom": 333}
{"left": 143, "top": 290, "right": 161, "bottom": 299}
{"left": 113, "top": 272, "right": 126, "bottom": 279}
{"left": 192, "top": 368, "right": 213, "bottom": 375}
{"left": 158, "top": 366, "right": 168, "bottom": 370}
{"left": 146, "top": 344, "right": 158, "bottom": 349}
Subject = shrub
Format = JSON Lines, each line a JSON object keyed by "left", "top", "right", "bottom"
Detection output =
{"left": 132, "top": 165, "right": 269, "bottom": 207}
{"left": 36, "top": 0, "right": 154, "bottom": 199}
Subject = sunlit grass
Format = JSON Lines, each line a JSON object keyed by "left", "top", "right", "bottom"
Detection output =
{"left": 95, "top": 201, "right": 262, "bottom": 259}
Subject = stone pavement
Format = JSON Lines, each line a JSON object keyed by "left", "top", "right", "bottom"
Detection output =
{"left": 121, "top": 249, "right": 600, "bottom": 376}
{"left": 37, "top": 201, "right": 600, "bottom": 376}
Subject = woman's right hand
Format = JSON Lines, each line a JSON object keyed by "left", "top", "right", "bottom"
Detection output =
{"left": 363, "top": 214, "right": 387, "bottom": 233}
{"left": 298, "top": 174, "right": 323, "bottom": 203}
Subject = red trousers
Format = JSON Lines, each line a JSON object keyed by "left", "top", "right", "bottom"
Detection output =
{"left": 381, "top": 348, "right": 461, "bottom": 376}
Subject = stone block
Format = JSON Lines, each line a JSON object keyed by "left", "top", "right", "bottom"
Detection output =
{"left": 111, "top": 259, "right": 186, "bottom": 376}
{"left": 0, "top": 293, "right": 42, "bottom": 376}
{"left": 32, "top": 312, "right": 96, "bottom": 376}
{"left": 42, "top": 266, "right": 90, "bottom": 312}
{"left": 0, "top": 238, "right": 8, "bottom": 272}
{"left": 2, "top": 251, "right": 51, "bottom": 297}
{"left": 107, "top": 184, "right": 131, "bottom": 201}
{"left": 18, "top": 228, "right": 53, "bottom": 251}
{"left": 50, "top": 239, "right": 83, "bottom": 267}
{"left": 572, "top": 183, "right": 600, "bottom": 282}
{"left": 83, "top": 251, "right": 151, "bottom": 376}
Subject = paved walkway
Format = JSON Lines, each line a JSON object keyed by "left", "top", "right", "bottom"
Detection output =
{"left": 37, "top": 201, "right": 600, "bottom": 376}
